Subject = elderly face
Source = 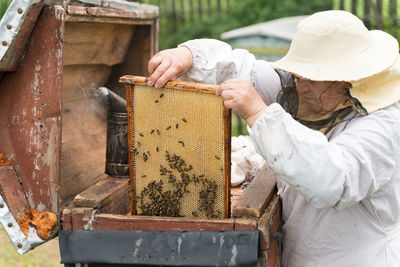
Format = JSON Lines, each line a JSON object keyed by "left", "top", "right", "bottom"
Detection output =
{"left": 295, "top": 78, "right": 351, "bottom": 114}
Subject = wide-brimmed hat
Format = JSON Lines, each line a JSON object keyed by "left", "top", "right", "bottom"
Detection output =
{"left": 272, "top": 10, "right": 399, "bottom": 82}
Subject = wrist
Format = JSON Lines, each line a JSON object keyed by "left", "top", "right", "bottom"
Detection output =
{"left": 246, "top": 105, "right": 267, "bottom": 128}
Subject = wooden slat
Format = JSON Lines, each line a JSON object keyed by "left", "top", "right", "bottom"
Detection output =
{"left": 0, "top": 165, "right": 30, "bottom": 219}
{"left": 73, "top": 175, "right": 128, "bottom": 208}
{"left": 232, "top": 164, "right": 277, "bottom": 218}
{"left": 120, "top": 75, "right": 219, "bottom": 94}
{"left": 88, "top": 214, "right": 235, "bottom": 231}
{"left": 63, "top": 22, "right": 136, "bottom": 66}
{"left": 258, "top": 194, "right": 281, "bottom": 267}
{"left": 0, "top": 5, "right": 64, "bottom": 214}
{"left": 224, "top": 107, "right": 231, "bottom": 218}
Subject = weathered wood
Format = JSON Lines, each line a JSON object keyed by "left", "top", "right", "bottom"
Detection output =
{"left": 234, "top": 218, "right": 257, "bottom": 230}
{"left": 73, "top": 175, "right": 128, "bottom": 209}
{"left": 99, "top": 187, "right": 130, "bottom": 215}
{"left": 60, "top": 63, "right": 110, "bottom": 200}
{"left": 232, "top": 164, "right": 277, "bottom": 218}
{"left": 120, "top": 75, "right": 219, "bottom": 94}
{"left": 0, "top": 165, "right": 30, "bottom": 219}
{"left": 0, "top": 5, "right": 64, "bottom": 214}
{"left": 106, "top": 24, "right": 156, "bottom": 97}
{"left": 63, "top": 22, "right": 136, "bottom": 66}
{"left": 62, "top": 208, "right": 72, "bottom": 230}
{"left": 66, "top": 5, "right": 157, "bottom": 20}
{"left": 258, "top": 195, "right": 281, "bottom": 251}
{"left": 71, "top": 207, "right": 95, "bottom": 231}
{"left": 84, "top": 214, "right": 235, "bottom": 231}
{"left": 224, "top": 107, "right": 232, "bottom": 218}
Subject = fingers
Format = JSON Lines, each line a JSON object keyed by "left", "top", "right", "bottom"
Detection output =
{"left": 148, "top": 59, "right": 171, "bottom": 87}
{"left": 154, "top": 67, "right": 178, "bottom": 88}
{"left": 148, "top": 53, "right": 163, "bottom": 76}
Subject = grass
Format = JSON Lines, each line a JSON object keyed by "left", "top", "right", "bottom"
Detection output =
{"left": 0, "top": 228, "right": 62, "bottom": 267}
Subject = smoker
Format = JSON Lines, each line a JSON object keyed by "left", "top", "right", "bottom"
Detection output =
{"left": 0, "top": 0, "right": 281, "bottom": 266}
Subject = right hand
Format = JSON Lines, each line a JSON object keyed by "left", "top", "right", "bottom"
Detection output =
{"left": 147, "top": 47, "right": 193, "bottom": 88}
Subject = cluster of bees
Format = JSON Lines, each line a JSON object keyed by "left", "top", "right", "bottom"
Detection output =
{"left": 136, "top": 150, "right": 221, "bottom": 218}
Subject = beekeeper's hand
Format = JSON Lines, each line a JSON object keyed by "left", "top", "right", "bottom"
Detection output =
{"left": 217, "top": 79, "right": 267, "bottom": 127}
{"left": 147, "top": 47, "right": 193, "bottom": 88}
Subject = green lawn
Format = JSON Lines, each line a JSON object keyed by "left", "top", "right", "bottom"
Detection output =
{"left": 0, "top": 228, "right": 62, "bottom": 267}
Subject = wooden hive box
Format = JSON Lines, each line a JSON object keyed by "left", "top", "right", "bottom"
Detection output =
{"left": 0, "top": 1, "right": 282, "bottom": 266}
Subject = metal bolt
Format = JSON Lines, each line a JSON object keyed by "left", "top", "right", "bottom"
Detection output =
{"left": 6, "top": 25, "right": 12, "bottom": 30}
{"left": 2, "top": 41, "right": 8, "bottom": 46}
{"left": 7, "top": 222, "right": 12, "bottom": 227}
{"left": 17, "top": 243, "right": 22, "bottom": 248}
{"left": 17, "top": 8, "right": 23, "bottom": 14}
{"left": 0, "top": 203, "right": 4, "bottom": 208}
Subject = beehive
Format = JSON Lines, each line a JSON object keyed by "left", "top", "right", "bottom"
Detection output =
{"left": 120, "top": 76, "right": 231, "bottom": 219}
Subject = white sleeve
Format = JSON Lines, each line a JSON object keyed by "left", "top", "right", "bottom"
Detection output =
{"left": 178, "top": 39, "right": 282, "bottom": 104}
{"left": 250, "top": 103, "right": 400, "bottom": 209}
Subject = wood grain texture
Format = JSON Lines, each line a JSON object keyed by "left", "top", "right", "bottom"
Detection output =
{"left": 89, "top": 214, "right": 235, "bottom": 231}
{"left": 72, "top": 175, "right": 128, "bottom": 208}
{"left": 64, "top": 22, "right": 136, "bottom": 66}
{"left": 0, "top": 5, "right": 64, "bottom": 214}
{"left": 120, "top": 75, "right": 219, "bottom": 94}
{"left": 258, "top": 194, "right": 281, "bottom": 267}
{"left": 232, "top": 164, "right": 277, "bottom": 218}
{"left": 0, "top": 165, "right": 30, "bottom": 219}
{"left": 224, "top": 107, "right": 232, "bottom": 218}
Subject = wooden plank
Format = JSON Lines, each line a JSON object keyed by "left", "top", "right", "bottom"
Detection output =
{"left": 234, "top": 218, "right": 257, "bottom": 230}
{"left": 89, "top": 214, "right": 235, "bottom": 231}
{"left": 0, "top": 5, "right": 64, "bottom": 214}
{"left": 224, "top": 107, "right": 231, "bottom": 218}
{"left": 66, "top": 6, "right": 158, "bottom": 20}
{"left": 120, "top": 75, "right": 219, "bottom": 94}
{"left": 107, "top": 24, "right": 156, "bottom": 97}
{"left": 63, "top": 22, "right": 136, "bottom": 66}
{"left": 62, "top": 209, "right": 72, "bottom": 230}
{"left": 0, "top": 165, "right": 30, "bottom": 219}
{"left": 257, "top": 195, "right": 281, "bottom": 267}
{"left": 100, "top": 187, "right": 130, "bottom": 215}
{"left": 258, "top": 195, "right": 281, "bottom": 251}
{"left": 232, "top": 164, "right": 276, "bottom": 218}
{"left": 71, "top": 207, "right": 95, "bottom": 230}
{"left": 73, "top": 175, "right": 128, "bottom": 209}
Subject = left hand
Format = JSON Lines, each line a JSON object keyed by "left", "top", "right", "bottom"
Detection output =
{"left": 216, "top": 79, "right": 267, "bottom": 127}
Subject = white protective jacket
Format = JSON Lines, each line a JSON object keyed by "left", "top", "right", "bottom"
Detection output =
{"left": 179, "top": 39, "right": 400, "bottom": 267}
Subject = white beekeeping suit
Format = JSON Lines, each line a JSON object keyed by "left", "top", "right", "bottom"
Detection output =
{"left": 178, "top": 10, "right": 400, "bottom": 267}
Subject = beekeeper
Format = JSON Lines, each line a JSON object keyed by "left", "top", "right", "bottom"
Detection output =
{"left": 147, "top": 10, "right": 400, "bottom": 267}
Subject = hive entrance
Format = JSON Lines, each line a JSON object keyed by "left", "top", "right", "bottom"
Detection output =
{"left": 124, "top": 76, "right": 231, "bottom": 219}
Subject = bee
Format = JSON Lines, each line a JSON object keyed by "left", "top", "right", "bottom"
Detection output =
{"left": 178, "top": 140, "right": 185, "bottom": 147}
{"left": 141, "top": 174, "right": 147, "bottom": 178}
{"left": 151, "top": 129, "right": 155, "bottom": 134}
{"left": 192, "top": 211, "right": 198, "bottom": 217}
{"left": 166, "top": 126, "right": 171, "bottom": 130}
{"left": 143, "top": 152, "right": 148, "bottom": 162}
{"left": 182, "top": 118, "right": 187, "bottom": 123}
{"left": 155, "top": 99, "right": 159, "bottom": 103}
{"left": 157, "top": 130, "right": 160, "bottom": 135}
{"left": 215, "top": 155, "right": 220, "bottom": 160}
{"left": 176, "top": 123, "right": 179, "bottom": 129}
{"left": 137, "top": 141, "right": 141, "bottom": 147}
{"left": 160, "top": 93, "right": 164, "bottom": 98}
{"left": 130, "top": 148, "right": 137, "bottom": 154}
{"left": 156, "top": 146, "right": 159, "bottom": 152}
{"left": 199, "top": 174, "right": 204, "bottom": 178}
{"left": 139, "top": 133, "right": 144, "bottom": 137}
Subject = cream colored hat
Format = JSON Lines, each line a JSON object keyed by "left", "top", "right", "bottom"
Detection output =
{"left": 272, "top": 10, "right": 399, "bottom": 82}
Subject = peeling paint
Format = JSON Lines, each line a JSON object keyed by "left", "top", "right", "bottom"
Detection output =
{"left": 37, "top": 202, "right": 46, "bottom": 212}
{"left": 228, "top": 245, "right": 238, "bottom": 267}
{"left": 133, "top": 238, "right": 142, "bottom": 257}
